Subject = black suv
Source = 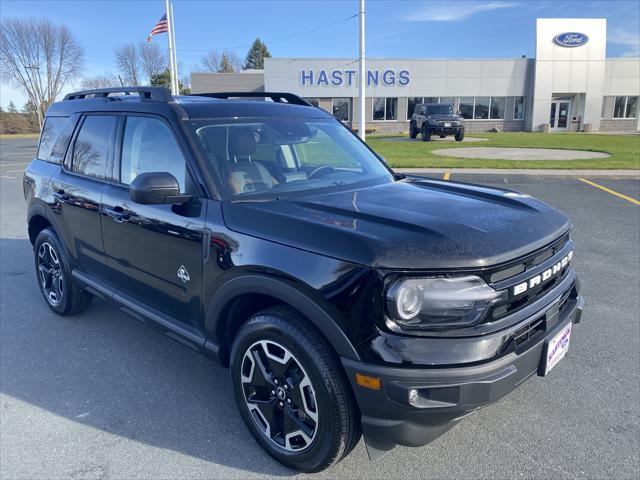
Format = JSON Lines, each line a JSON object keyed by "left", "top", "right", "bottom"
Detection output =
{"left": 409, "top": 103, "right": 465, "bottom": 142}
{"left": 24, "top": 87, "right": 583, "bottom": 472}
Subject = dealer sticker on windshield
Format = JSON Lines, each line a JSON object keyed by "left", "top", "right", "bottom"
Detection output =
{"left": 543, "top": 323, "right": 572, "bottom": 375}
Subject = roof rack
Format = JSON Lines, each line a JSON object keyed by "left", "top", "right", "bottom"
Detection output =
{"left": 191, "top": 91, "right": 311, "bottom": 106}
{"left": 63, "top": 86, "right": 173, "bottom": 102}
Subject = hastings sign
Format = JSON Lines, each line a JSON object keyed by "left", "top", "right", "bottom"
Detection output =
{"left": 553, "top": 32, "right": 589, "bottom": 48}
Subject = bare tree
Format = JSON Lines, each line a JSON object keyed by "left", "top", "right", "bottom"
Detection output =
{"left": 138, "top": 42, "right": 166, "bottom": 83}
{"left": 0, "top": 17, "right": 84, "bottom": 128}
{"left": 114, "top": 43, "right": 141, "bottom": 86}
{"left": 200, "top": 49, "right": 242, "bottom": 73}
{"left": 200, "top": 49, "right": 220, "bottom": 72}
{"left": 81, "top": 74, "right": 119, "bottom": 90}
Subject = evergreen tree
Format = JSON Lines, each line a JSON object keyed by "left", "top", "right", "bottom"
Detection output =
{"left": 243, "top": 38, "right": 271, "bottom": 70}
{"left": 150, "top": 69, "right": 190, "bottom": 94}
{"left": 217, "top": 53, "right": 235, "bottom": 73}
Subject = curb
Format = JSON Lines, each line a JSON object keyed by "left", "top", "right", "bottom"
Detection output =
{"left": 395, "top": 168, "right": 640, "bottom": 178}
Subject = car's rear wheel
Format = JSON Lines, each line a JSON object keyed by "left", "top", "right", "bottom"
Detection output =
{"left": 34, "top": 228, "right": 92, "bottom": 316}
{"left": 421, "top": 125, "right": 431, "bottom": 142}
{"left": 409, "top": 122, "right": 418, "bottom": 139}
{"left": 455, "top": 131, "right": 465, "bottom": 142}
{"left": 230, "top": 307, "right": 360, "bottom": 472}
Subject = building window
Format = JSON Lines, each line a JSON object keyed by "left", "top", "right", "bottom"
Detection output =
{"left": 439, "top": 97, "right": 455, "bottom": 107}
{"left": 332, "top": 98, "right": 350, "bottom": 122}
{"left": 373, "top": 97, "right": 398, "bottom": 121}
{"left": 514, "top": 97, "right": 525, "bottom": 120}
{"left": 613, "top": 96, "right": 638, "bottom": 119}
{"left": 474, "top": 97, "right": 490, "bottom": 119}
{"left": 304, "top": 97, "right": 319, "bottom": 108}
{"left": 490, "top": 97, "right": 505, "bottom": 120}
{"left": 407, "top": 97, "right": 440, "bottom": 119}
{"left": 459, "top": 97, "right": 474, "bottom": 119}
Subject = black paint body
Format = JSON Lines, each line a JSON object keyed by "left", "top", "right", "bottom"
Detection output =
{"left": 24, "top": 92, "right": 583, "bottom": 450}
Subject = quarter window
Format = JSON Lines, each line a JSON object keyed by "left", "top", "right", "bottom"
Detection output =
{"left": 372, "top": 97, "right": 398, "bottom": 121}
{"left": 71, "top": 116, "right": 117, "bottom": 179}
{"left": 37, "top": 117, "right": 67, "bottom": 163}
{"left": 514, "top": 97, "right": 525, "bottom": 120}
{"left": 120, "top": 116, "right": 187, "bottom": 192}
{"left": 332, "top": 98, "right": 350, "bottom": 122}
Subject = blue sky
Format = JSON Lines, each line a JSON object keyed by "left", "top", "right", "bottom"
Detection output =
{"left": 1, "top": 0, "right": 639, "bottom": 107}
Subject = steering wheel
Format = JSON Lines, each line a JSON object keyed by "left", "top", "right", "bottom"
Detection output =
{"left": 308, "top": 165, "right": 335, "bottom": 179}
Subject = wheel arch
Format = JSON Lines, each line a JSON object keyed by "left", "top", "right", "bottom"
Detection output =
{"left": 206, "top": 274, "right": 361, "bottom": 367}
{"left": 27, "top": 203, "right": 51, "bottom": 245}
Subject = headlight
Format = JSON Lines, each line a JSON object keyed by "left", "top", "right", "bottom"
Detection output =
{"left": 385, "top": 276, "right": 505, "bottom": 329}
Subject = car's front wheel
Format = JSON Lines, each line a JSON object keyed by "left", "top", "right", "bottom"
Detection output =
{"left": 455, "top": 131, "right": 465, "bottom": 142}
{"left": 230, "top": 307, "right": 360, "bottom": 472}
{"left": 409, "top": 122, "right": 418, "bottom": 139}
{"left": 421, "top": 125, "right": 431, "bottom": 142}
{"left": 33, "top": 228, "right": 92, "bottom": 315}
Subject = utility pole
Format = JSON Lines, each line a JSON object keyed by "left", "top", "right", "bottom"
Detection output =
{"left": 358, "top": 0, "right": 366, "bottom": 141}
{"left": 165, "top": 0, "right": 179, "bottom": 95}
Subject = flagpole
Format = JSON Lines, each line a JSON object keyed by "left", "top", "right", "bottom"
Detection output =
{"left": 169, "top": 1, "right": 179, "bottom": 94}
{"left": 358, "top": 0, "right": 366, "bottom": 141}
{"left": 165, "top": 0, "right": 178, "bottom": 95}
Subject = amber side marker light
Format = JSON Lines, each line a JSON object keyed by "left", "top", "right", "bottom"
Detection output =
{"left": 355, "top": 373, "right": 381, "bottom": 390}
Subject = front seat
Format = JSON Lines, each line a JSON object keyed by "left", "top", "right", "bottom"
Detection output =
{"left": 227, "top": 129, "right": 278, "bottom": 194}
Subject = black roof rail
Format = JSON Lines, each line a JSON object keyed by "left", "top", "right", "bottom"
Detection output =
{"left": 63, "top": 86, "right": 173, "bottom": 102}
{"left": 190, "top": 91, "right": 311, "bottom": 106}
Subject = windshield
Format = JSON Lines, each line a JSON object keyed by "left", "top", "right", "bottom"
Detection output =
{"left": 426, "top": 105, "right": 454, "bottom": 115}
{"left": 186, "top": 117, "right": 393, "bottom": 198}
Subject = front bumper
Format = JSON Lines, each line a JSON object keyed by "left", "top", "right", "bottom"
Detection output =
{"left": 427, "top": 125, "right": 464, "bottom": 135}
{"left": 342, "top": 293, "right": 584, "bottom": 448}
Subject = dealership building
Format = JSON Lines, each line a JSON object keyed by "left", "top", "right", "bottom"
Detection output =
{"left": 192, "top": 18, "right": 640, "bottom": 134}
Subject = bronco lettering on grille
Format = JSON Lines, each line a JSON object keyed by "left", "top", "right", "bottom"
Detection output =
{"left": 512, "top": 251, "right": 573, "bottom": 296}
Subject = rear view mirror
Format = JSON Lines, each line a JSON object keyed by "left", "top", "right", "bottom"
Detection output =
{"left": 129, "top": 172, "right": 192, "bottom": 205}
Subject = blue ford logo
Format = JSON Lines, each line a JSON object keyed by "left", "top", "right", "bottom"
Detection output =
{"left": 554, "top": 32, "right": 589, "bottom": 47}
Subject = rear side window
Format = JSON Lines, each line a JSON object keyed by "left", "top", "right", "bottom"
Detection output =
{"left": 37, "top": 117, "right": 67, "bottom": 163}
{"left": 120, "top": 116, "right": 187, "bottom": 192}
{"left": 71, "top": 116, "right": 117, "bottom": 179}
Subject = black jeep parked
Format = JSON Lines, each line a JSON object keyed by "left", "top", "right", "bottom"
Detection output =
{"left": 409, "top": 103, "right": 465, "bottom": 141}
{"left": 24, "top": 87, "right": 583, "bottom": 472}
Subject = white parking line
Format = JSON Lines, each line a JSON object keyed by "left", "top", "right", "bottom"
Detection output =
{"left": 3, "top": 169, "right": 25, "bottom": 173}
{"left": 1, "top": 162, "right": 30, "bottom": 167}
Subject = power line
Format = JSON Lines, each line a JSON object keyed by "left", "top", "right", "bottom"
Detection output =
{"left": 175, "top": 13, "right": 358, "bottom": 52}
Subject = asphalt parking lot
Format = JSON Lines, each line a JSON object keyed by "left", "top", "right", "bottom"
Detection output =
{"left": 1, "top": 138, "right": 639, "bottom": 479}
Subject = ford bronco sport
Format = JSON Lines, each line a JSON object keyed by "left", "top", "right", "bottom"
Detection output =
{"left": 409, "top": 103, "right": 465, "bottom": 142}
{"left": 24, "top": 87, "right": 583, "bottom": 472}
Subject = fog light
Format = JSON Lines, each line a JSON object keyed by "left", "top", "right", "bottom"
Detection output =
{"left": 408, "top": 389, "right": 419, "bottom": 405}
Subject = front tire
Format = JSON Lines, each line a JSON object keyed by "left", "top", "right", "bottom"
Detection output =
{"left": 34, "top": 228, "right": 92, "bottom": 316}
{"left": 409, "top": 122, "right": 418, "bottom": 139}
{"left": 421, "top": 125, "right": 431, "bottom": 142}
{"left": 230, "top": 307, "right": 360, "bottom": 472}
{"left": 455, "top": 131, "right": 465, "bottom": 142}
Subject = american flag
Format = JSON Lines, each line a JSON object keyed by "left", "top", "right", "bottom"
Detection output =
{"left": 147, "top": 13, "right": 168, "bottom": 43}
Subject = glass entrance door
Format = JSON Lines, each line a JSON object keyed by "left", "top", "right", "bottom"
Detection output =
{"left": 550, "top": 101, "right": 570, "bottom": 131}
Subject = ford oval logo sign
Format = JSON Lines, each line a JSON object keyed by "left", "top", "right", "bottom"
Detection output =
{"left": 554, "top": 32, "right": 589, "bottom": 47}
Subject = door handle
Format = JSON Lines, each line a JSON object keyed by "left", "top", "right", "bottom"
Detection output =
{"left": 103, "top": 205, "right": 130, "bottom": 223}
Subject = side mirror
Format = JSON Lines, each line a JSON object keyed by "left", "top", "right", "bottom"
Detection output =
{"left": 129, "top": 172, "right": 192, "bottom": 205}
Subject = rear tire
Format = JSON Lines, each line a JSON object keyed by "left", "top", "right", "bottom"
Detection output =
{"left": 455, "top": 131, "right": 465, "bottom": 142}
{"left": 409, "top": 122, "right": 418, "bottom": 139}
{"left": 421, "top": 125, "right": 431, "bottom": 142}
{"left": 230, "top": 307, "right": 361, "bottom": 472}
{"left": 34, "top": 228, "right": 92, "bottom": 316}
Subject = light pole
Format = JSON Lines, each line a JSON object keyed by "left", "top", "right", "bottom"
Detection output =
{"left": 358, "top": 0, "right": 366, "bottom": 141}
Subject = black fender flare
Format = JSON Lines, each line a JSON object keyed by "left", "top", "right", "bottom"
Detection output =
{"left": 205, "top": 274, "right": 361, "bottom": 361}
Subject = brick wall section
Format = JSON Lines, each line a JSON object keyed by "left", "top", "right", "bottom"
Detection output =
{"left": 599, "top": 119, "right": 639, "bottom": 132}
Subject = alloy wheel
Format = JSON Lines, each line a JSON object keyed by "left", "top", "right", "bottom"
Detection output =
{"left": 37, "top": 242, "right": 63, "bottom": 306}
{"left": 240, "top": 340, "right": 319, "bottom": 452}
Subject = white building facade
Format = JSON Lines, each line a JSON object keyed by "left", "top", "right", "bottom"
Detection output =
{"left": 191, "top": 18, "right": 639, "bottom": 134}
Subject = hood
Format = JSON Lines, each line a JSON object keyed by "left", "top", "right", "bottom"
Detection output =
{"left": 222, "top": 178, "right": 571, "bottom": 270}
